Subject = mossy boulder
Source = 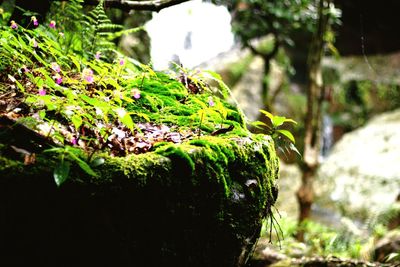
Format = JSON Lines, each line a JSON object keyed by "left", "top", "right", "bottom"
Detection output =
{"left": 0, "top": 10, "right": 279, "bottom": 267}
{"left": 0, "top": 130, "right": 278, "bottom": 266}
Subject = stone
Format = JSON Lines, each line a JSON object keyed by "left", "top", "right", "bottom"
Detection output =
{"left": 0, "top": 133, "right": 279, "bottom": 267}
{"left": 374, "top": 229, "right": 400, "bottom": 262}
{"left": 316, "top": 109, "right": 400, "bottom": 220}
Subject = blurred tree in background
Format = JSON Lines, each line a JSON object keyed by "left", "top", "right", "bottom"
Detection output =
{"left": 211, "top": 0, "right": 317, "bottom": 110}
{"left": 213, "top": 0, "right": 341, "bottom": 240}
{"left": 297, "top": 0, "right": 338, "bottom": 241}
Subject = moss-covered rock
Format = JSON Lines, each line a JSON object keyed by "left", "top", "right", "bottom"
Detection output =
{"left": 0, "top": 130, "right": 278, "bottom": 266}
{"left": 0, "top": 9, "right": 279, "bottom": 266}
{"left": 0, "top": 68, "right": 279, "bottom": 265}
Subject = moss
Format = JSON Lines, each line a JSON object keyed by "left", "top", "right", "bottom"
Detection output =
{"left": 0, "top": 131, "right": 278, "bottom": 267}
{"left": 0, "top": 133, "right": 278, "bottom": 197}
{"left": 0, "top": 66, "right": 279, "bottom": 266}
{"left": 0, "top": 18, "right": 280, "bottom": 266}
{"left": 154, "top": 144, "right": 196, "bottom": 176}
{"left": 123, "top": 72, "right": 248, "bottom": 136}
{"left": 0, "top": 154, "right": 25, "bottom": 175}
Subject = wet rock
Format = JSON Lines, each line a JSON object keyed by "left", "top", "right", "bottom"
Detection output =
{"left": 274, "top": 161, "right": 301, "bottom": 219}
{"left": 0, "top": 134, "right": 279, "bottom": 267}
{"left": 374, "top": 229, "right": 400, "bottom": 262}
{"left": 316, "top": 109, "right": 400, "bottom": 220}
{"left": 249, "top": 239, "right": 287, "bottom": 267}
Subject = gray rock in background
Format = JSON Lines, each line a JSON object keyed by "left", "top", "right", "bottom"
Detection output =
{"left": 316, "top": 109, "right": 400, "bottom": 219}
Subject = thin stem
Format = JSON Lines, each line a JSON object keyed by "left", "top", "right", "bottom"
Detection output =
{"left": 198, "top": 110, "right": 204, "bottom": 138}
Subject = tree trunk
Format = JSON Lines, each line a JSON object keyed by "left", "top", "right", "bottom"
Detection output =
{"left": 261, "top": 57, "right": 271, "bottom": 110}
{"left": 296, "top": 0, "right": 331, "bottom": 241}
{"left": 246, "top": 37, "right": 280, "bottom": 112}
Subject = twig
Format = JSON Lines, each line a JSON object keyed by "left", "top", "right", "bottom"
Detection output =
{"left": 83, "top": 0, "right": 191, "bottom": 12}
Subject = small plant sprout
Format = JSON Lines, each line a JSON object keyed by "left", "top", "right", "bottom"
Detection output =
{"left": 45, "top": 146, "right": 98, "bottom": 187}
{"left": 252, "top": 110, "right": 300, "bottom": 158}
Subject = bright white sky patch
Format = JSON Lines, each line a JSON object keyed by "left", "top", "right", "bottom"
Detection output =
{"left": 146, "top": 0, "right": 234, "bottom": 70}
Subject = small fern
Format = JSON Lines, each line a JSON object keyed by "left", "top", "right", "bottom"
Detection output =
{"left": 83, "top": 0, "right": 123, "bottom": 58}
{"left": 47, "top": 0, "right": 143, "bottom": 62}
{"left": 47, "top": 0, "right": 85, "bottom": 54}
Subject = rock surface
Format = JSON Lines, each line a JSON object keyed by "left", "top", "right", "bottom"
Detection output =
{"left": 316, "top": 109, "right": 400, "bottom": 219}
{"left": 374, "top": 229, "right": 400, "bottom": 262}
{"left": 0, "top": 131, "right": 278, "bottom": 267}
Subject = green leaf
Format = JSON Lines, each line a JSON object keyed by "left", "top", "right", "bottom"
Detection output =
{"left": 104, "top": 78, "right": 120, "bottom": 90}
{"left": 272, "top": 116, "right": 286, "bottom": 127}
{"left": 38, "top": 69, "right": 56, "bottom": 88}
{"left": 54, "top": 160, "right": 70, "bottom": 187}
{"left": 385, "top": 253, "right": 400, "bottom": 263}
{"left": 288, "top": 143, "right": 302, "bottom": 158}
{"left": 39, "top": 110, "right": 46, "bottom": 119}
{"left": 109, "top": 26, "right": 144, "bottom": 40}
{"left": 34, "top": 76, "right": 45, "bottom": 88}
{"left": 260, "top": 110, "right": 297, "bottom": 127}
{"left": 203, "top": 70, "right": 230, "bottom": 99}
{"left": 276, "top": 129, "right": 295, "bottom": 143}
{"left": 67, "top": 150, "right": 98, "bottom": 177}
{"left": 69, "top": 55, "right": 81, "bottom": 72}
{"left": 15, "top": 80, "right": 25, "bottom": 92}
{"left": 25, "top": 96, "right": 37, "bottom": 104}
{"left": 71, "top": 114, "right": 83, "bottom": 130}
{"left": 91, "top": 157, "right": 105, "bottom": 167}
{"left": 76, "top": 159, "right": 98, "bottom": 177}
{"left": 30, "top": 50, "right": 48, "bottom": 66}
{"left": 115, "top": 108, "right": 134, "bottom": 131}
{"left": 135, "top": 112, "right": 150, "bottom": 122}
{"left": 283, "top": 118, "right": 297, "bottom": 125}
{"left": 80, "top": 94, "right": 110, "bottom": 108}
{"left": 250, "top": 121, "right": 270, "bottom": 130}
{"left": 259, "top": 109, "right": 274, "bottom": 123}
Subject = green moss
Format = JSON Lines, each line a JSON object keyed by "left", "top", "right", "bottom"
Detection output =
{"left": 0, "top": 16, "right": 279, "bottom": 266}
{"left": 123, "top": 72, "right": 248, "bottom": 136}
{"left": 0, "top": 62, "right": 278, "bottom": 267}
{"left": 155, "top": 144, "right": 195, "bottom": 175}
{"left": 0, "top": 154, "right": 24, "bottom": 175}
{"left": 0, "top": 130, "right": 278, "bottom": 267}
